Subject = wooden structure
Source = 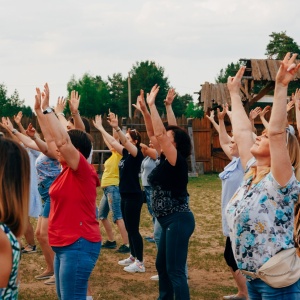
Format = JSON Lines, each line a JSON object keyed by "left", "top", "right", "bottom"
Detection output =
{"left": 198, "top": 58, "right": 300, "bottom": 111}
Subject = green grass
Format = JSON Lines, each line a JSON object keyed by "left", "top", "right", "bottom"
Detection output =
{"left": 19, "top": 174, "right": 239, "bottom": 300}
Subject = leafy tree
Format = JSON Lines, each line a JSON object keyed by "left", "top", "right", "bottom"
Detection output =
{"left": 130, "top": 61, "right": 170, "bottom": 114}
{"left": 0, "top": 84, "right": 32, "bottom": 117}
{"left": 185, "top": 102, "right": 204, "bottom": 119}
{"left": 215, "top": 61, "right": 242, "bottom": 83}
{"left": 107, "top": 73, "right": 128, "bottom": 116}
{"left": 67, "top": 74, "right": 110, "bottom": 117}
{"left": 173, "top": 94, "right": 194, "bottom": 117}
{"left": 265, "top": 31, "right": 300, "bottom": 60}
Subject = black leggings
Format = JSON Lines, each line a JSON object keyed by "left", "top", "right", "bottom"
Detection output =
{"left": 224, "top": 236, "right": 238, "bottom": 272}
{"left": 120, "top": 193, "right": 143, "bottom": 261}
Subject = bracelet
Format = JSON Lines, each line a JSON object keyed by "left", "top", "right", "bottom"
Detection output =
{"left": 116, "top": 127, "right": 121, "bottom": 132}
{"left": 31, "top": 135, "right": 37, "bottom": 140}
{"left": 12, "top": 128, "right": 18, "bottom": 135}
{"left": 57, "top": 112, "right": 65, "bottom": 117}
{"left": 71, "top": 111, "right": 80, "bottom": 116}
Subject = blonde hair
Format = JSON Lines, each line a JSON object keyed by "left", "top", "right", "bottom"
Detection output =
{"left": 245, "top": 131, "right": 300, "bottom": 183}
{"left": 0, "top": 138, "right": 30, "bottom": 237}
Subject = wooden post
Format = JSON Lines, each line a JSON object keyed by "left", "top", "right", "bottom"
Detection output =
{"left": 187, "top": 118, "right": 198, "bottom": 177}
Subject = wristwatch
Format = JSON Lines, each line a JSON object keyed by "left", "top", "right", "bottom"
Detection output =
{"left": 43, "top": 107, "right": 53, "bottom": 114}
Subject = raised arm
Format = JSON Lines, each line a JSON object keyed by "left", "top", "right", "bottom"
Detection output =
{"left": 14, "top": 111, "right": 27, "bottom": 135}
{"left": 293, "top": 90, "right": 300, "bottom": 138}
{"left": 249, "top": 107, "right": 261, "bottom": 133}
{"left": 205, "top": 110, "right": 220, "bottom": 133}
{"left": 217, "top": 106, "right": 234, "bottom": 159}
{"left": 164, "top": 88, "right": 177, "bottom": 126}
{"left": 41, "top": 83, "right": 79, "bottom": 169}
{"left": 259, "top": 106, "right": 271, "bottom": 130}
{"left": 140, "top": 143, "right": 158, "bottom": 160}
{"left": 0, "top": 117, "right": 20, "bottom": 143}
{"left": 68, "top": 90, "right": 85, "bottom": 131}
{"left": 269, "top": 53, "right": 300, "bottom": 185}
{"left": 132, "top": 90, "right": 160, "bottom": 154}
{"left": 93, "top": 115, "right": 124, "bottom": 155}
{"left": 54, "top": 96, "right": 69, "bottom": 130}
{"left": 147, "top": 84, "right": 177, "bottom": 166}
{"left": 227, "top": 66, "right": 254, "bottom": 169}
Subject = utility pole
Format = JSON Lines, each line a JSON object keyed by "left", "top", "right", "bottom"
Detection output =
{"left": 128, "top": 72, "right": 132, "bottom": 118}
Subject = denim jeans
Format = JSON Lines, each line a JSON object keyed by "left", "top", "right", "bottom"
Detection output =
{"left": 156, "top": 211, "right": 195, "bottom": 300}
{"left": 98, "top": 186, "right": 122, "bottom": 222}
{"left": 246, "top": 278, "right": 300, "bottom": 300}
{"left": 38, "top": 177, "right": 56, "bottom": 218}
{"left": 144, "top": 186, "right": 154, "bottom": 218}
{"left": 52, "top": 237, "right": 101, "bottom": 300}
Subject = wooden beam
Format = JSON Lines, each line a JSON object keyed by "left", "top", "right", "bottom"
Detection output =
{"left": 249, "top": 82, "right": 275, "bottom": 106}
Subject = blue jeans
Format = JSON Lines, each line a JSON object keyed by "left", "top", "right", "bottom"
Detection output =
{"left": 52, "top": 238, "right": 101, "bottom": 300}
{"left": 144, "top": 186, "right": 154, "bottom": 218}
{"left": 38, "top": 177, "right": 56, "bottom": 218}
{"left": 98, "top": 186, "right": 122, "bottom": 222}
{"left": 156, "top": 212, "right": 195, "bottom": 300}
{"left": 247, "top": 278, "right": 300, "bottom": 300}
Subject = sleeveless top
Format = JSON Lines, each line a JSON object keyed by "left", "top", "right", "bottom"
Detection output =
{"left": 0, "top": 223, "right": 20, "bottom": 300}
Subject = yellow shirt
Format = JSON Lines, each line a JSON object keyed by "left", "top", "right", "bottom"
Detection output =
{"left": 101, "top": 151, "right": 122, "bottom": 187}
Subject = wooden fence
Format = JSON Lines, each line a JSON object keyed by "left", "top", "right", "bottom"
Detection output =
{"left": 3, "top": 112, "right": 298, "bottom": 174}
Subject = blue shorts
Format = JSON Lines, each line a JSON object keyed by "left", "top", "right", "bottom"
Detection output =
{"left": 98, "top": 186, "right": 123, "bottom": 223}
{"left": 38, "top": 177, "right": 56, "bottom": 218}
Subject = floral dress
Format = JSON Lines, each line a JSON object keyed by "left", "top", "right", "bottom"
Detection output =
{"left": 0, "top": 223, "right": 20, "bottom": 299}
{"left": 226, "top": 171, "right": 300, "bottom": 279}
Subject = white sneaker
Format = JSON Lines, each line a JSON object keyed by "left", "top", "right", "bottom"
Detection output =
{"left": 118, "top": 255, "right": 135, "bottom": 266}
{"left": 150, "top": 274, "right": 159, "bottom": 281}
{"left": 123, "top": 261, "right": 145, "bottom": 273}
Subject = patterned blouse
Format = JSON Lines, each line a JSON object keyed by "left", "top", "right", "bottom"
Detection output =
{"left": 0, "top": 223, "right": 20, "bottom": 299}
{"left": 226, "top": 171, "right": 300, "bottom": 278}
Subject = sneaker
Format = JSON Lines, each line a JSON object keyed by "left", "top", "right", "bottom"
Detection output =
{"left": 118, "top": 255, "right": 135, "bottom": 266}
{"left": 22, "top": 244, "right": 37, "bottom": 254}
{"left": 102, "top": 240, "right": 117, "bottom": 249}
{"left": 144, "top": 236, "right": 155, "bottom": 243}
{"left": 35, "top": 272, "right": 54, "bottom": 280}
{"left": 123, "top": 261, "right": 145, "bottom": 273}
{"left": 150, "top": 274, "right": 159, "bottom": 281}
{"left": 44, "top": 275, "right": 56, "bottom": 285}
{"left": 116, "top": 244, "right": 130, "bottom": 254}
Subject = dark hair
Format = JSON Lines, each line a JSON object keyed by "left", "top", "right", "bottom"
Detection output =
{"left": 166, "top": 125, "right": 191, "bottom": 158}
{"left": 68, "top": 129, "right": 92, "bottom": 159}
{"left": 68, "top": 116, "right": 91, "bottom": 133}
{"left": 128, "top": 129, "right": 141, "bottom": 148}
{"left": 0, "top": 138, "right": 30, "bottom": 237}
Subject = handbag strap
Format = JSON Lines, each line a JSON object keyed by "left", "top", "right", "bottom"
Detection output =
{"left": 241, "top": 270, "right": 258, "bottom": 279}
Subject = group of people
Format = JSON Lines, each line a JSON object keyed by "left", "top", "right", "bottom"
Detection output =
{"left": 0, "top": 82, "right": 194, "bottom": 299}
{"left": 1, "top": 52, "right": 300, "bottom": 300}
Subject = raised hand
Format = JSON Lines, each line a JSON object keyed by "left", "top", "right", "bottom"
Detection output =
{"left": 55, "top": 97, "right": 66, "bottom": 114}
{"left": 259, "top": 105, "right": 271, "bottom": 118}
{"left": 1, "top": 117, "right": 14, "bottom": 131}
{"left": 164, "top": 88, "right": 176, "bottom": 106}
{"left": 293, "top": 89, "right": 300, "bottom": 111}
{"left": 217, "top": 105, "right": 227, "bottom": 120}
{"left": 25, "top": 123, "right": 36, "bottom": 138}
{"left": 93, "top": 115, "right": 104, "bottom": 131}
{"left": 286, "top": 100, "right": 295, "bottom": 112}
{"left": 34, "top": 88, "right": 42, "bottom": 112}
{"left": 41, "top": 83, "right": 50, "bottom": 110}
{"left": 133, "top": 90, "right": 148, "bottom": 113}
{"left": 249, "top": 107, "right": 262, "bottom": 120}
{"left": 14, "top": 111, "right": 23, "bottom": 125}
{"left": 227, "top": 66, "right": 246, "bottom": 94}
{"left": 276, "top": 52, "right": 300, "bottom": 87}
{"left": 205, "top": 110, "right": 215, "bottom": 122}
{"left": 146, "top": 84, "right": 160, "bottom": 107}
{"left": 107, "top": 110, "right": 119, "bottom": 128}
{"left": 69, "top": 90, "right": 80, "bottom": 114}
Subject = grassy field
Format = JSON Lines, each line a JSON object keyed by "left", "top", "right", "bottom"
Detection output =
{"left": 19, "top": 174, "right": 239, "bottom": 300}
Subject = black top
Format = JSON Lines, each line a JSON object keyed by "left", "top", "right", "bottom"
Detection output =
{"left": 148, "top": 153, "right": 190, "bottom": 217}
{"left": 119, "top": 148, "right": 143, "bottom": 194}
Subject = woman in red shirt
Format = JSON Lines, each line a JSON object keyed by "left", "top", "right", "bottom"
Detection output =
{"left": 39, "top": 84, "right": 101, "bottom": 300}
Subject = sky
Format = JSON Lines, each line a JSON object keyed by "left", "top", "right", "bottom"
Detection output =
{"left": 0, "top": 0, "right": 299, "bottom": 109}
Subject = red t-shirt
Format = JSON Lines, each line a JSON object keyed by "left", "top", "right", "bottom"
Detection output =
{"left": 48, "top": 153, "right": 101, "bottom": 246}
